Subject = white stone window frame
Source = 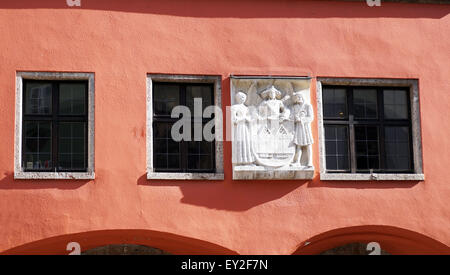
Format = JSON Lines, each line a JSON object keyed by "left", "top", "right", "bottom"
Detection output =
{"left": 146, "top": 74, "right": 224, "bottom": 180}
{"left": 316, "top": 78, "right": 424, "bottom": 181}
{"left": 14, "top": 72, "right": 95, "bottom": 180}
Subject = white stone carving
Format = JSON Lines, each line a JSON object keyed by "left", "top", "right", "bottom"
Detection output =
{"left": 231, "top": 77, "right": 314, "bottom": 180}
{"left": 291, "top": 92, "right": 314, "bottom": 168}
{"left": 231, "top": 91, "right": 256, "bottom": 165}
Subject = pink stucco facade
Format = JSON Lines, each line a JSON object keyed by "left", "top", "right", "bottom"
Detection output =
{"left": 0, "top": 0, "right": 449, "bottom": 254}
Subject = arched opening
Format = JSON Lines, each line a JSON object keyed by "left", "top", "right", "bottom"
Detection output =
{"left": 293, "top": 225, "right": 450, "bottom": 255}
{"left": 81, "top": 244, "right": 171, "bottom": 255}
{"left": 319, "top": 242, "right": 390, "bottom": 255}
{"left": 1, "top": 229, "right": 238, "bottom": 255}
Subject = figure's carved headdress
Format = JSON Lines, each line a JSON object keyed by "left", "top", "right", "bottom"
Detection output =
{"left": 259, "top": 85, "right": 282, "bottom": 99}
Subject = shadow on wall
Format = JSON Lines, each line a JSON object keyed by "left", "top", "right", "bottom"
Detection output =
{"left": 138, "top": 174, "right": 308, "bottom": 211}
{"left": 1, "top": 0, "right": 448, "bottom": 19}
{"left": 139, "top": 173, "right": 420, "bottom": 212}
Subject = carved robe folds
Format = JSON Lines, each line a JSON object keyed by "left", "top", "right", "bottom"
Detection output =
{"left": 230, "top": 76, "right": 315, "bottom": 180}
{"left": 292, "top": 103, "right": 314, "bottom": 146}
{"left": 231, "top": 104, "right": 255, "bottom": 165}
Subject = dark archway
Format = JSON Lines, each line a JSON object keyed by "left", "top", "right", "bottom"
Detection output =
{"left": 293, "top": 225, "right": 450, "bottom": 255}
{"left": 319, "top": 242, "right": 390, "bottom": 255}
{"left": 82, "top": 244, "right": 171, "bottom": 255}
{"left": 1, "top": 229, "right": 238, "bottom": 255}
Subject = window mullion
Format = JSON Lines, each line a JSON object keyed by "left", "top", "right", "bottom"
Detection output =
{"left": 180, "top": 84, "right": 188, "bottom": 172}
{"left": 52, "top": 82, "right": 59, "bottom": 172}
{"left": 378, "top": 88, "right": 386, "bottom": 172}
{"left": 348, "top": 88, "right": 357, "bottom": 173}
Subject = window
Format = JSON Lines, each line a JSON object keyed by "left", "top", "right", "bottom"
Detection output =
{"left": 15, "top": 72, "right": 94, "bottom": 179}
{"left": 147, "top": 74, "right": 224, "bottom": 180}
{"left": 153, "top": 82, "right": 215, "bottom": 172}
{"left": 317, "top": 78, "right": 424, "bottom": 181}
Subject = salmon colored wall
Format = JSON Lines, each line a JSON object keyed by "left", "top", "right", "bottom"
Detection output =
{"left": 0, "top": 0, "right": 449, "bottom": 254}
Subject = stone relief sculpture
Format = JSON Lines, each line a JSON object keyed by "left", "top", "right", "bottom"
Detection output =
{"left": 231, "top": 91, "right": 256, "bottom": 166}
{"left": 230, "top": 77, "right": 314, "bottom": 180}
{"left": 291, "top": 92, "right": 314, "bottom": 168}
{"left": 257, "top": 85, "right": 290, "bottom": 127}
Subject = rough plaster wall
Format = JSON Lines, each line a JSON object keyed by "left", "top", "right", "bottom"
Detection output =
{"left": 0, "top": 0, "right": 449, "bottom": 254}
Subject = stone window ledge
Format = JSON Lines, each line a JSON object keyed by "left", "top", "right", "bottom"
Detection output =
{"left": 320, "top": 173, "right": 425, "bottom": 181}
{"left": 14, "top": 171, "right": 95, "bottom": 180}
{"left": 147, "top": 172, "right": 224, "bottom": 180}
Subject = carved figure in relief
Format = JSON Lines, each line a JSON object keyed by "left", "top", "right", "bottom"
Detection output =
{"left": 231, "top": 92, "right": 255, "bottom": 165}
{"left": 257, "top": 85, "right": 290, "bottom": 130}
{"left": 291, "top": 91, "right": 314, "bottom": 167}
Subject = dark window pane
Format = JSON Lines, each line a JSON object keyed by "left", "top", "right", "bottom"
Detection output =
{"left": 187, "top": 140, "right": 214, "bottom": 171}
{"left": 152, "top": 83, "right": 215, "bottom": 173}
{"left": 23, "top": 80, "right": 89, "bottom": 172}
{"left": 353, "top": 89, "right": 378, "bottom": 119}
{"left": 153, "top": 122, "right": 182, "bottom": 171}
{"left": 326, "top": 157, "right": 337, "bottom": 170}
{"left": 336, "top": 141, "right": 347, "bottom": 155}
{"left": 25, "top": 138, "right": 37, "bottom": 153}
{"left": 58, "top": 122, "right": 86, "bottom": 170}
{"left": 337, "top": 156, "right": 349, "bottom": 171}
{"left": 384, "top": 90, "right": 409, "bottom": 119}
{"left": 40, "top": 123, "right": 51, "bottom": 138}
{"left": 355, "top": 126, "right": 367, "bottom": 140}
{"left": 357, "top": 156, "right": 368, "bottom": 170}
{"left": 322, "top": 85, "right": 413, "bottom": 174}
{"left": 25, "top": 83, "right": 52, "bottom": 115}
{"left": 199, "top": 155, "right": 212, "bottom": 170}
{"left": 59, "top": 83, "right": 86, "bottom": 115}
{"left": 324, "top": 125, "right": 349, "bottom": 171}
{"left": 23, "top": 153, "right": 51, "bottom": 170}
{"left": 323, "top": 88, "right": 347, "bottom": 118}
{"left": 154, "top": 122, "right": 169, "bottom": 138}
{"left": 188, "top": 155, "right": 199, "bottom": 170}
{"left": 367, "top": 141, "right": 379, "bottom": 155}
{"left": 355, "top": 141, "right": 366, "bottom": 154}
{"left": 59, "top": 122, "right": 85, "bottom": 139}
{"left": 72, "top": 139, "right": 85, "bottom": 153}
{"left": 168, "top": 140, "right": 180, "bottom": 153}
{"left": 325, "top": 141, "right": 336, "bottom": 155}
{"left": 153, "top": 84, "right": 180, "bottom": 116}
{"left": 58, "top": 154, "right": 71, "bottom": 170}
{"left": 188, "top": 141, "right": 199, "bottom": 155}
{"left": 168, "top": 154, "right": 180, "bottom": 169}
{"left": 154, "top": 154, "right": 168, "bottom": 169}
{"left": 39, "top": 138, "right": 52, "bottom": 153}
{"left": 23, "top": 121, "right": 52, "bottom": 170}
{"left": 355, "top": 126, "right": 380, "bottom": 172}
{"left": 59, "top": 138, "right": 71, "bottom": 153}
{"left": 368, "top": 156, "right": 380, "bottom": 170}
{"left": 325, "top": 126, "right": 335, "bottom": 140}
{"left": 186, "top": 85, "right": 213, "bottom": 116}
{"left": 384, "top": 126, "right": 412, "bottom": 171}
{"left": 72, "top": 154, "right": 85, "bottom": 169}
{"left": 25, "top": 121, "right": 38, "bottom": 138}
{"left": 154, "top": 139, "right": 167, "bottom": 154}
